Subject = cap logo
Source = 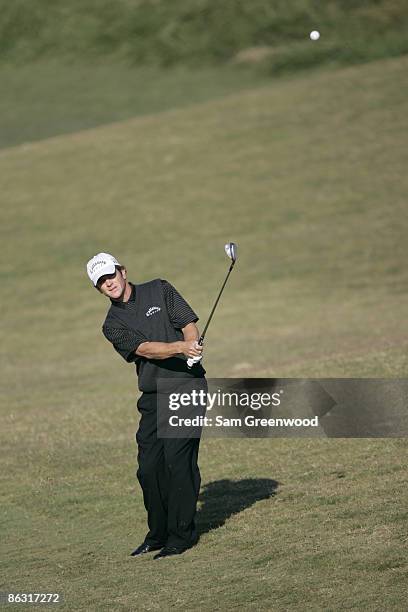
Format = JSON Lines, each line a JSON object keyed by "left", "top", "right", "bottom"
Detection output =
{"left": 90, "top": 259, "right": 107, "bottom": 272}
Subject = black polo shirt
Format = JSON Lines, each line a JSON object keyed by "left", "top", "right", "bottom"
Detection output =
{"left": 102, "top": 279, "right": 206, "bottom": 392}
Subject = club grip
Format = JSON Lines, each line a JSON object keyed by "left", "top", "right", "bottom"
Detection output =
{"left": 187, "top": 336, "right": 204, "bottom": 369}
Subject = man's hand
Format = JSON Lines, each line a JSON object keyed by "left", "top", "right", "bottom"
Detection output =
{"left": 181, "top": 323, "right": 204, "bottom": 360}
{"left": 187, "top": 354, "right": 203, "bottom": 367}
{"left": 185, "top": 341, "right": 204, "bottom": 368}
{"left": 181, "top": 340, "right": 203, "bottom": 359}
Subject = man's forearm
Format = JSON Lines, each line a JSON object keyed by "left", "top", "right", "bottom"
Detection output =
{"left": 182, "top": 322, "right": 199, "bottom": 343}
{"left": 136, "top": 341, "right": 183, "bottom": 360}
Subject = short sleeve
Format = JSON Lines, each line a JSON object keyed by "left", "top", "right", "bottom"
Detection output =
{"left": 102, "top": 324, "right": 147, "bottom": 363}
{"left": 161, "top": 280, "right": 199, "bottom": 329}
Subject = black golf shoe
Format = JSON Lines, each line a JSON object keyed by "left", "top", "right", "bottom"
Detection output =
{"left": 153, "top": 546, "right": 188, "bottom": 560}
{"left": 130, "top": 542, "right": 163, "bottom": 557}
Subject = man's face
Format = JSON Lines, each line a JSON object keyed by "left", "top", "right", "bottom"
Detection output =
{"left": 97, "top": 267, "right": 127, "bottom": 300}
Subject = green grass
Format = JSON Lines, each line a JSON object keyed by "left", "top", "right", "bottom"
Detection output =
{"left": 2, "top": 0, "right": 408, "bottom": 149}
{"left": 1, "top": 55, "right": 408, "bottom": 610}
{"left": 1, "top": 0, "right": 407, "bottom": 70}
{"left": 0, "top": 61, "right": 269, "bottom": 149}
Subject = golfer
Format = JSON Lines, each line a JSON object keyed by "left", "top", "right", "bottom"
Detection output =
{"left": 86, "top": 252, "right": 206, "bottom": 559}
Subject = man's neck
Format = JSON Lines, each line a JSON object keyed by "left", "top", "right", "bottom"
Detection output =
{"left": 122, "top": 281, "right": 132, "bottom": 302}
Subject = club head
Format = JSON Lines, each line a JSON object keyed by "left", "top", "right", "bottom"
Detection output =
{"left": 225, "top": 242, "right": 237, "bottom": 263}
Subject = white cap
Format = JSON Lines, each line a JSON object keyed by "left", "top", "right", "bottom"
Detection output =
{"left": 86, "top": 252, "right": 121, "bottom": 286}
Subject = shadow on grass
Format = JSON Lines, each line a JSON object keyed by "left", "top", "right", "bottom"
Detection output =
{"left": 196, "top": 478, "right": 278, "bottom": 536}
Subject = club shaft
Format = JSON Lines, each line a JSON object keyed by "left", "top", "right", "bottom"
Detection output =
{"left": 199, "top": 262, "right": 235, "bottom": 344}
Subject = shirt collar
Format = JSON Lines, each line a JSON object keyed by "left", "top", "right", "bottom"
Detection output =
{"left": 110, "top": 282, "right": 136, "bottom": 308}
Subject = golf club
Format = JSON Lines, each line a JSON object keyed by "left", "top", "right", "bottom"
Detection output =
{"left": 187, "top": 242, "right": 237, "bottom": 368}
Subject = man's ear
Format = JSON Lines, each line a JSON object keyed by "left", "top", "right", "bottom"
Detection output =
{"left": 120, "top": 266, "right": 127, "bottom": 280}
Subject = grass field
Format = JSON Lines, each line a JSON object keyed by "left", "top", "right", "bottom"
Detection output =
{"left": 1, "top": 54, "right": 408, "bottom": 610}
{"left": 0, "top": 61, "right": 269, "bottom": 149}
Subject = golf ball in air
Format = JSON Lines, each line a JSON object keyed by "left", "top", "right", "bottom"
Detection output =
{"left": 310, "top": 30, "right": 320, "bottom": 41}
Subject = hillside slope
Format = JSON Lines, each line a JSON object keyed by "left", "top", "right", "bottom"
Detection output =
{"left": 2, "top": 55, "right": 407, "bottom": 381}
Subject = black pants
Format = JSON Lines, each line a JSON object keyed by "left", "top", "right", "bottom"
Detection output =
{"left": 136, "top": 392, "right": 202, "bottom": 550}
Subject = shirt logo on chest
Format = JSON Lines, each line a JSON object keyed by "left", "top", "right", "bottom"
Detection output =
{"left": 146, "top": 306, "right": 161, "bottom": 317}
